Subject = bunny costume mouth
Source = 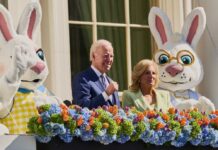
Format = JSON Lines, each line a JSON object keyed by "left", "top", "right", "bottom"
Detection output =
{"left": 161, "top": 77, "right": 192, "bottom": 85}
{"left": 21, "top": 79, "right": 42, "bottom": 83}
{"left": 162, "top": 80, "right": 189, "bottom": 85}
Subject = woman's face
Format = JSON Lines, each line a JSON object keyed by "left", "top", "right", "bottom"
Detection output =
{"left": 140, "top": 65, "right": 157, "bottom": 88}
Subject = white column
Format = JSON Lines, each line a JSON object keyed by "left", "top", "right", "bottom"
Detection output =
{"left": 40, "top": 0, "right": 72, "bottom": 100}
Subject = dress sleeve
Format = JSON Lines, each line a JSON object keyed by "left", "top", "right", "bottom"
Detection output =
{"left": 121, "top": 91, "right": 134, "bottom": 109}
{"left": 166, "top": 91, "right": 173, "bottom": 108}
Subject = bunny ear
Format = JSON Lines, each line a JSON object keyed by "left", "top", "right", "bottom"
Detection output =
{"left": 0, "top": 4, "right": 16, "bottom": 43}
{"left": 148, "top": 7, "right": 173, "bottom": 48}
{"left": 17, "top": 1, "right": 42, "bottom": 40}
{"left": 182, "top": 7, "right": 206, "bottom": 49}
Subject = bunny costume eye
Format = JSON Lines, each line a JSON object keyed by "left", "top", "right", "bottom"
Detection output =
{"left": 177, "top": 50, "right": 195, "bottom": 66}
{"left": 159, "top": 54, "right": 170, "bottom": 65}
{"left": 180, "top": 55, "right": 192, "bottom": 65}
{"left": 36, "top": 49, "right": 44, "bottom": 61}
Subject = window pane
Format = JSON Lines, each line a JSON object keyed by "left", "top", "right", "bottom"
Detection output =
{"left": 96, "top": 0, "right": 125, "bottom": 23}
{"left": 131, "top": 28, "right": 151, "bottom": 68}
{"left": 69, "top": 25, "right": 92, "bottom": 80}
{"left": 68, "top": 0, "right": 91, "bottom": 21}
{"left": 97, "top": 26, "right": 127, "bottom": 90}
{"left": 130, "top": 0, "right": 150, "bottom": 25}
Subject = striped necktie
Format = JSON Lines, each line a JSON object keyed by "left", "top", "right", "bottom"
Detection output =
{"left": 100, "top": 75, "right": 107, "bottom": 89}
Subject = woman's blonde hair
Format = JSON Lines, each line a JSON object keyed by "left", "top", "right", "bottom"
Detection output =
{"left": 129, "top": 59, "right": 159, "bottom": 91}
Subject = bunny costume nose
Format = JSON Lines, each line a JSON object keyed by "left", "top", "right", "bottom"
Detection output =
{"left": 31, "top": 62, "right": 45, "bottom": 74}
{"left": 166, "top": 64, "right": 183, "bottom": 77}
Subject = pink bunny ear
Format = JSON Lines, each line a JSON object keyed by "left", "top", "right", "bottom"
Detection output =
{"left": 148, "top": 7, "right": 173, "bottom": 48}
{"left": 0, "top": 5, "right": 16, "bottom": 42}
{"left": 17, "top": 1, "right": 42, "bottom": 40}
{"left": 182, "top": 7, "right": 206, "bottom": 49}
{"left": 0, "top": 12, "right": 13, "bottom": 41}
{"left": 186, "top": 15, "right": 199, "bottom": 45}
{"left": 155, "top": 15, "right": 168, "bottom": 44}
{"left": 27, "top": 9, "right": 36, "bottom": 39}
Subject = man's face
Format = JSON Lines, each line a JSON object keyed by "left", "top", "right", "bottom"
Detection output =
{"left": 92, "top": 46, "right": 114, "bottom": 73}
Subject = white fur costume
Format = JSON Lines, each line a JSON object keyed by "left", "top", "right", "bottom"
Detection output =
{"left": 0, "top": 1, "right": 61, "bottom": 134}
{"left": 148, "top": 7, "right": 215, "bottom": 114}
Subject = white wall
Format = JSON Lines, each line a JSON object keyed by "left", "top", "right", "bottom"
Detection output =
{"left": 193, "top": 0, "right": 218, "bottom": 108}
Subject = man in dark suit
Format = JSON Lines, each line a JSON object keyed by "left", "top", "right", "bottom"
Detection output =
{"left": 72, "top": 39, "right": 120, "bottom": 109}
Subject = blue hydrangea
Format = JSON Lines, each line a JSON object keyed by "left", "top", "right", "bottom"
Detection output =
{"left": 117, "top": 109, "right": 127, "bottom": 118}
{"left": 99, "top": 134, "right": 116, "bottom": 145}
{"left": 59, "top": 129, "right": 73, "bottom": 143}
{"left": 68, "top": 109, "right": 77, "bottom": 117}
{"left": 171, "top": 132, "right": 190, "bottom": 147}
{"left": 36, "top": 135, "right": 51, "bottom": 143}
{"left": 126, "top": 112, "right": 137, "bottom": 120}
{"left": 80, "top": 130, "right": 94, "bottom": 141}
{"left": 79, "top": 123, "right": 94, "bottom": 141}
{"left": 161, "top": 129, "right": 176, "bottom": 143}
{"left": 211, "top": 130, "right": 218, "bottom": 148}
{"left": 116, "top": 134, "right": 130, "bottom": 144}
{"left": 74, "top": 128, "right": 81, "bottom": 137}
{"left": 208, "top": 114, "right": 217, "bottom": 119}
{"left": 156, "top": 116, "right": 165, "bottom": 124}
{"left": 183, "top": 125, "right": 192, "bottom": 135}
{"left": 44, "top": 122, "right": 66, "bottom": 136}
{"left": 53, "top": 123, "right": 66, "bottom": 135}
{"left": 141, "top": 129, "right": 153, "bottom": 143}
{"left": 44, "top": 122, "right": 54, "bottom": 134}
{"left": 94, "top": 132, "right": 116, "bottom": 145}
{"left": 48, "top": 104, "right": 61, "bottom": 115}
{"left": 41, "top": 111, "right": 50, "bottom": 124}
{"left": 190, "top": 131, "right": 202, "bottom": 146}
{"left": 149, "top": 130, "right": 174, "bottom": 145}
{"left": 80, "top": 108, "right": 91, "bottom": 122}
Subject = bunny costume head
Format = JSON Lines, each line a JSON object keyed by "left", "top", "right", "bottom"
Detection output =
{"left": 0, "top": 1, "right": 48, "bottom": 91}
{"left": 148, "top": 7, "right": 215, "bottom": 114}
{"left": 149, "top": 7, "right": 205, "bottom": 92}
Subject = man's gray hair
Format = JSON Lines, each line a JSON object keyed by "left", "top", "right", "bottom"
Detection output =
{"left": 89, "top": 39, "right": 113, "bottom": 61}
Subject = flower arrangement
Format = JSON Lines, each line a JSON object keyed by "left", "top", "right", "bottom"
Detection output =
{"left": 28, "top": 104, "right": 218, "bottom": 148}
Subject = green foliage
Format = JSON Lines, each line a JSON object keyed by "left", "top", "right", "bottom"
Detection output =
{"left": 117, "top": 120, "right": 134, "bottom": 137}
{"left": 28, "top": 117, "right": 47, "bottom": 136}
{"left": 67, "top": 118, "right": 77, "bottom": 134}
{"left": 92, "top": 120, "right": 102, "bottom": 136}
{"left": 149, "top": 119, "right": 158, "bottom": 130}
{"left": 50, "top": 114, "right": 64, "bottom": 124}
{"left": 168, "top": 120, "right": 181, "bottom": 136}
{"left": 130, "top": 121, "right": 146, "bottom": 141}
{"left": 190, "top": 121, "right": 201, "bottom": 138}
{"left": 38, "top": 104, "right": 51, "bottom": 112}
